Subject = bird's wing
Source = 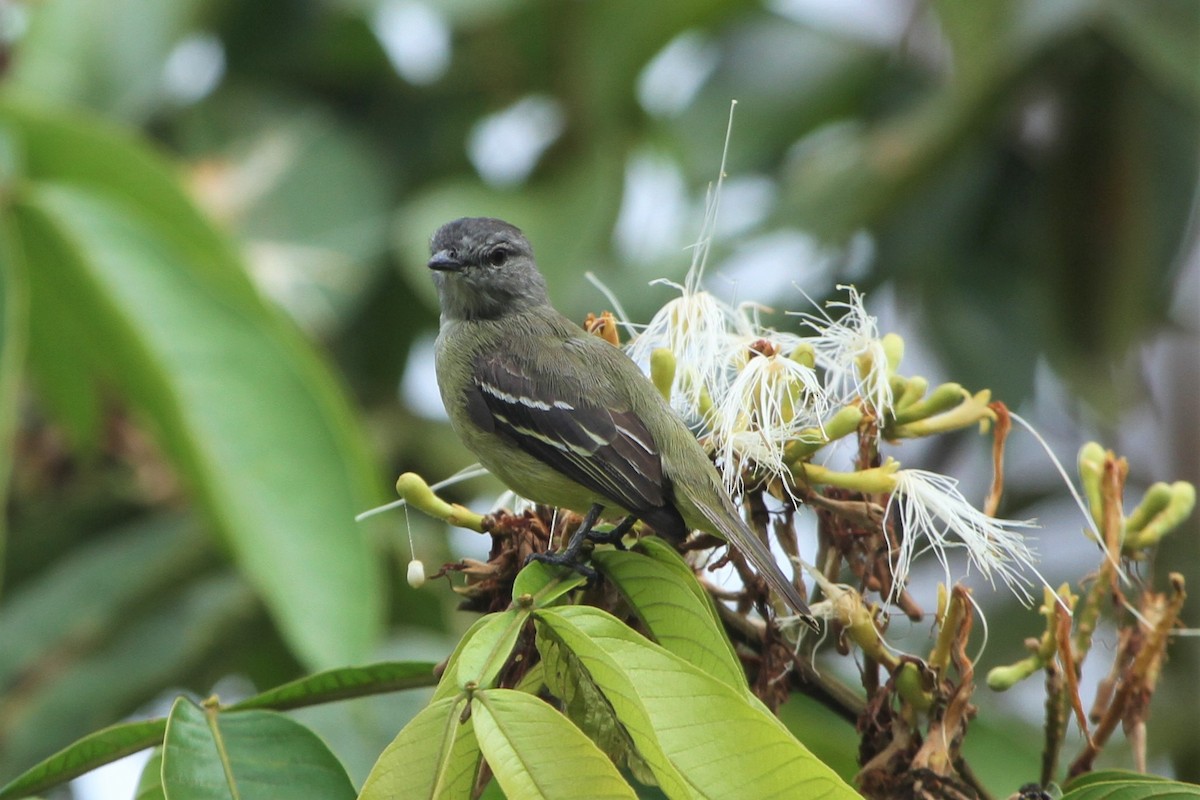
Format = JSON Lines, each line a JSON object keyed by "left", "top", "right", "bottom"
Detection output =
{"left": 467, "top": 350, "right": 668, "bottom": 514}
{"left": 686, "top": 489, "right": 819, "bottom": 629}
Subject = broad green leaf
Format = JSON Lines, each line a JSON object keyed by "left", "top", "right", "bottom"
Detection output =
{"left": 161, "top": 697, "right": 355, "bottom": 800}
{"left": 15, "top": 182, "right": 381, "bottom": 669}
{"left": 630, "top": 537, "right": 719, "bottom": 618}
{"left": 454, "top": 609, "right": 528, "bottom": 691}
{"left": 536, "top": 621, "right": 653, "bottom": 786}
{"left": 358, "top": 696, "right": 480, "bottom": 800}
{"left": 0, "top": 719, "right": 166, "bottom": 800}
{"left": 8, "top": 0, "right": 206, "bottom": 120}
{"left": 511, "top": 560, "right": 588, "bottom": 608}
{"left": 537, "top": 606, "right": 857, "bottom": 800}
{"left": 1067, "top": 772, "right": 1175, "bottom": 791}
{"left": 0, "top": 100, "right": 250, "bottom": 290}
{"left": 0, "top": 660, "right": 437, "bottom": 799}
{"left": 592, "top": 547, "right": 744, "bottom": 690}
{"left": 0, "top": 205, "right": 27, "bottom": 593}
{"left": 228, "top": 662, "right": 440, "bottom": 713}
{"left": 135, "top": 749, "right": 167, "bottom": 800}
{"left": 1062, "top": 779, "right": 1200, "bottom": 800}
{"left": 431, "top": 614, "right": 500, "bottom": 703}
{"left": 0, "top": 573, "right": 258, "bottom": 781}
{"left": 472, "top": 689, "right": 636, "bottom": 800}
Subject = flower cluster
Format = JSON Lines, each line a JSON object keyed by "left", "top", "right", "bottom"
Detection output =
{"left": 620, "top": 274, "right": 1045, "bottom": 608}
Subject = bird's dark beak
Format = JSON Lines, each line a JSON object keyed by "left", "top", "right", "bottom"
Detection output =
{"left": 427, "top": 249, "right": 463, "bottom": 272}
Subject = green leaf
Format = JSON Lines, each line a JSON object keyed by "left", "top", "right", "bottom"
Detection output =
{"left": 161, "top": 697, "right": 356, "bottom": 800}
{"left": 0, "top": 100, "right": 249, "bottom": 289}
{"left": 228, "top": 662, "right": 440, "bottom": 713}
{"left": 0, "top": 659, "right": 438, "bottom": 799}
{"left": 473, "top": 689, "right": 636, "bottom": 800}
{"left": 454, "top": 609, "right": 528, "bottom": 691}
{"left": 135, "top": 749, "right": 167, "bottom": 800}
{"left": 1067, "top": 772, "right": 1175, "bottom": 791}
{"left": 430, "top": 614, "right": 500, "bottom": 704}
{"left": 0, "top": 719, "right": 166, "bottom": 800}
{"left": 511, "top": 560, "right": 588, "bottom": 608}
{"left": 1062, "top": 778, "right": 1200, "bottom": 800}
{"left": 1062, "top": 770, "right": 1198, "bottom": 800}
{"left": 536, "top": 606, "right": 857, "bottom": 800}
{"left": 592, "top": 546, "right": 744, "bottom": 691}
{"left": 0, "top": 204, "right": 27, "bottom": 593}
{"left": 536, "top": 618, "right": 652, "bottom": 786}
{"left": 358, "top": 696, "right": 480, "bottom": 800}
{"left": 14, "top": 181, "right": 381, "bottom": 669}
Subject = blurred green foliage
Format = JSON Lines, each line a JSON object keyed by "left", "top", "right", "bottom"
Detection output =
{"left": 0, "top": 0, "right": 1196, "bottom": 795}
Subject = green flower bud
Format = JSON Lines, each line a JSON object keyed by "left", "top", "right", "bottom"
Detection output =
{"left": 650, "top": 347, "right": 676, "bottom": 401}
{"left": 1124, "top": 481, "right": 1196, "bottom": 551}
{"left": 396, "top": 472, "right": 486, "bottom": 532}
{"left": 1077, "top": 442, "right": 1107, "bottom": 530}
{"left": 788, "top": 343, "right": 816, "bottom": 369}
{"left": 881, "top": 332, "right": 904, "bottom": 374}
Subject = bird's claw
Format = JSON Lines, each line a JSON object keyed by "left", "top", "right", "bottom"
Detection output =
{"left": 525, "top": 551, "right": 599, "bottom": 585}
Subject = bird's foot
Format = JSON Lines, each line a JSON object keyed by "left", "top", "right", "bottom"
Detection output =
{"left": 525, "top": 550, "right": 598, "bottom": 583}
{"left": 586, "top": 514, "right": 636, "bottom": 550}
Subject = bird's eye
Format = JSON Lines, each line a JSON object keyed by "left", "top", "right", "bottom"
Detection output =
{"left": 486, "top": 247, "right": 510, "bottom": 267}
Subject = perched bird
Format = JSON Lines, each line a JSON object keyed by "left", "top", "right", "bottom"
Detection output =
{"left": 429, "top": 216, "right": 816, "bottom": 627}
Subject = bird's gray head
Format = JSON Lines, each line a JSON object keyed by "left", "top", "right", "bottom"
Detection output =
{"left": 427, "top": 217, "right": 550, "bottom": 321}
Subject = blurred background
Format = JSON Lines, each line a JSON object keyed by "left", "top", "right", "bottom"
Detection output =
{"left": 0, "top": 0, "right": 1196, "bottom": 796}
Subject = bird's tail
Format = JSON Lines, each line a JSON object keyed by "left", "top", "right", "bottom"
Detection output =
{"left": 691, "top": 493, "right": 819, "bottom": 630}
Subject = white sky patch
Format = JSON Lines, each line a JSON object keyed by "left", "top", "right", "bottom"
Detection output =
{"left": 707, "top": 174, "right": 776, "bottom": 239}
{"left": 613, "top": 150, "right": 689, "bottom": 263}
{"left": 718, "top": 228, "right": 836, "bottom": 300}
{"left": 72, "top": 749, "right": 153, "bottom": 800}
{"left": 162, "top": 33, "right": 225, "bottom": 105}
{"left": 766, "top": 0, "right": 916, "bottom": 46}
{"left": 636, "top": 30, "right": 720, "bottom": 117}
{"left": 467, "top": 95, "right": 566, "bottom": 187}
{"left": 400, "top": 333, "right": 448, "bottom": 420}
{"left": 371, "top": 1, "right": 451, "bottom": 86}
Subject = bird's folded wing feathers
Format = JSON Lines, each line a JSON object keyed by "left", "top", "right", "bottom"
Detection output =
{"left": 686, "top": 490, "right": 818, "bottom": 627}
{"left": 467, "top": 352, "right": 667, "bottom": 514}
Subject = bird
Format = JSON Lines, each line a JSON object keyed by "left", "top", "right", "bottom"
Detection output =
{"left": 428, "top": 216, "right": 816, "bottom": 628}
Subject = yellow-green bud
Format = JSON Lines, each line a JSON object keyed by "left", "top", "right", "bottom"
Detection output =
{"left": 881, "top": 332, "right": 904, "bottom": 374}
{"left": 650, "top": 347, "right": 676, "bottom": 401}
{"left": 893, "top": 375, "right": 929, "bottom": 413}
{"left": 788, "top": 343, "right": 816, "bottom": 369}
{"left": 986, "top": 656, "right": 1043, "bottom": 691}
{"left": 891, "top": 382, "right": 967, "bottom": 426}
{"left": 797, "top": 458, "right": 900, "bottom": 494}
{"left": 889, "top": 388, "right": 993, "bottom": 438}
{"left": 1078, "top": 442, "right": 1107, "bottom": 530}
{"left": 395, "top": 472, "right": 486, "bottom": 532}
{"left": 895, "top": 662, "right": 933, "bottom": 711}
{"left": 825, "top": 405, "right": 864, "bottom": 440}
{"left": 1124, "top": 481, "right": 1196, "bottom": 551}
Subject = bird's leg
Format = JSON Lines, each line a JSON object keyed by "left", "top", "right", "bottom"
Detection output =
{"left": 526, "top": 503, "right": 605, "bottom": 579}
{"left": 587, "top": 514, "right": 637, "bottom": 549}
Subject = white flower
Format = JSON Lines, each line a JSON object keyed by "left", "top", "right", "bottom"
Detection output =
{"left": 886, "top": 469, "right": 1044, "bottom": 604}
{"left": 625, "top": 287, "right": 740, "bottom": 424}
{"left": 710, "top": 340, "right": 826, "bottom": 494}
{"left": 796, "top": 285, "right": 895, "bottom": 419}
